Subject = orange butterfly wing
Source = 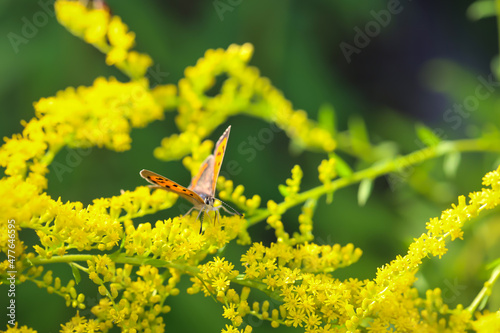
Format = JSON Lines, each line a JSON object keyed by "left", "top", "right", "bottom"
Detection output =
{"left": 140, "top": 126, "right": 231, "bottom": 210}
{"left": 211, "top": 125, "right": 230, "bottom": 196}
{"left": 188, "top": 125, "right": 231, "bottom": 197}
{"left": 140, "top": 169, "right": 205, "bottom": 208}
{"left": 188, "top": 155, "right": 215, "bottom": 197}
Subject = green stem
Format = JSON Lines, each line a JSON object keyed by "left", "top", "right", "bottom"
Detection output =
{"left": 28, "top": 253, "right": 201, "bottom": 275}
{"left": 40, "top": 145, "right": 63, "bottom": 167}
{"left": 29, "top": 254, "right": 93, "bottom": 265}
{"left": 232, "top": 274, "right": 283, "bottom": 301}
{"left": 246, "top": 138, "right": 500, "bottom": 227}
{"left": 466, "top": 263, "right": 500, "bottom": 313}
{"left": 29, "top": 253, "right": 286, "bottom": 303}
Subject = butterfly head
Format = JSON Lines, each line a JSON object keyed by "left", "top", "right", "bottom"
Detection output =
{"left": 204, "top": 196, "right": 228, "bottom": 213}
{"left": 204, "top": 196, "right": 215, "bottom": 207}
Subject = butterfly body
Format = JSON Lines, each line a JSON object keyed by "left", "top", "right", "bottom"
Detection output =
{"left": 140, "top": 126, "right": 241, "bottom": 230}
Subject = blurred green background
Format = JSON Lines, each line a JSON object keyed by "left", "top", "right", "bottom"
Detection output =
{"left": 1, "top": 0, "right": 500, "bottom": 332}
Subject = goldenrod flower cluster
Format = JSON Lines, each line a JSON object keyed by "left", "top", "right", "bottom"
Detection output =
{"left": 268, "top": 165, "right": 315, "bottom": 244}
{"left": 1, "top": 1, "right": 500, "bottom": 333}
{"left": 55, "top": 0, "right": 152, "bottom": 78}
{"left": 318, "top": 158, "right": 337, "bottom": 187}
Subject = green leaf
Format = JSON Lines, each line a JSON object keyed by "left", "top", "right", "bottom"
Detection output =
{"left": 348, "top": 116, "right": 370, "bottom": 154}
{"left": 415, "top": 123, "right": 441, "bottom": 147}
{"left": 326, "top": 192, "right": 334, "bottom": 204}
{"left": 278, "top": 184, "right": 289, "bottom": 197}
{"left": 467, "top": 0, "right": 496, "bottom": 21}
{"left": 478, "top": 293, "right": 490, "bottom": 311}
{"left": 443, "top": 151, "right": 461, "bottom": 178}
{"left": 70, "top": 263, "right": 81, "bottom": 284}
{"left": 217, "top": 244, "right": 228, "bottom": 256}
{"left": 317, "top": 103, "right": 336, "bottom": 136}
{"left": 289, "top": 139, "right": 306, "bottom": 155}
{"left": 358, "top": 178, "right": 374, "bottom": 206}
{"left": 349, "top": 116, "right": 369, "bottom": 143}
{"left": 493, "top": 156, "right": 500, "bottom": 170}
{"left": 486, "top": 258, "right": 500, "bottom": 270}
{"left": 333, "top": 153, "right": 353, "bottom": 177}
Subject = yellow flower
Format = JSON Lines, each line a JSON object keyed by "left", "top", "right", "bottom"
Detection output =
{"left": 221, "top": 324, "right": 240, "bottom": 333}
{"left": 223, "top": 303, "right": 238, "bottom": 321}
{"left": 318, "top": 157, "right": 337, "bottom": 185}
{"left": 55, "top": 0, "right": 151, "bottom": 79}
{"left": 286, "top": 307, "right": 306, "bottom": 327}
{"left": 107, "top": 16, "right": 135, "bottom": 50}
{"left": 3, "top": 323, "right": 38, "bottom": 333}
{"left": 106, "top": 47, "right": 128, "bottom": 66}
{"left": 83, "top": 9, "right": 109, "bottom": 44}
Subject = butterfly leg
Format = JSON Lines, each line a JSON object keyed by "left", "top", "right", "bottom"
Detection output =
{"left": 183, "top": 206, "right": 196, "bottom": 218}
{"left": 215, "top": 209, "right": 221, "bottom": 226}
{"left": 195, "top": 207, "right": 205, "bottom": 233}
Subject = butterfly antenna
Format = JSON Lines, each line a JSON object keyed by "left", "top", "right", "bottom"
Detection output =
{"left": 219, "top": 200, "right": 243, "bottom": 217}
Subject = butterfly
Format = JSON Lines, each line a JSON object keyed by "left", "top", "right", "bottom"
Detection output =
{"left": 140, "top": 125, "right": 242, "bottom": 232}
